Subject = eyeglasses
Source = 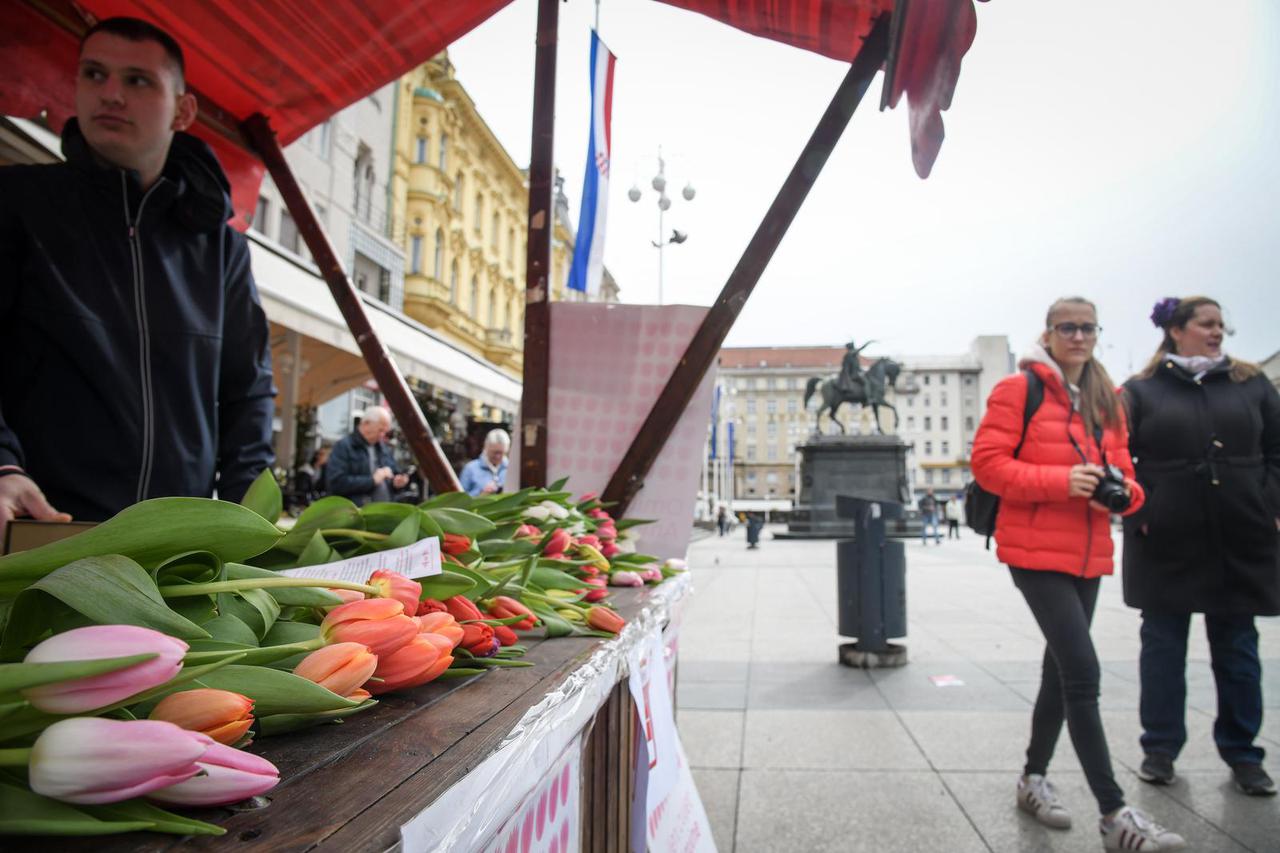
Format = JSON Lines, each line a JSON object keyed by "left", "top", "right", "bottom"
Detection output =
{"left": 1051, "top": 322, "right": 1101, "bottom": 339}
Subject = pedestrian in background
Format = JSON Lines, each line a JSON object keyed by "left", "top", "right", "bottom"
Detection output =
{"left": 918, "top": 488, "right": 941, "bottom": 545}
{"left": 972, "top": 296, "right": 1185, "bottom": 851}
{"left": 460, "top": 429, "right": 510, "bottom": 497}
{"left": 717, "top": 505, "right": 729, "bottom": 537}
{"left": 326, "top": 407, "right": 408, "bottom": 507}
{"left": 1122, "top": 296, "right": 1280, "bottom": 796}
{"left": 945, "top": 496, "right": 962, "bottom": 539}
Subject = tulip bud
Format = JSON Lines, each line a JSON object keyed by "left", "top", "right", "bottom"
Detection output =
{"left": 21, "top": 625, "right": 188, "bottom": 715}
{"left": 641, "top": 568, "right": 664, "bottom": 583}
{"left": 149, "top": 689, "right": 254, "bottom": 746}
{"left": 442, "top": 533, "right": 473, "bottom": 556}
{"left": 597, "top": 522, "right": 618, "bottom": 541}
{"left": 542, "top": 500, "right": 570, "bottom": 520}
{"left": 575, "top": 542, "right": 610, "bottom": 572}
{"left": 609, "top": 570, "right": 644, "bottom": 588}
{"left": 581, "top": 564, "right": 601, "bottom": 577}
{"left": 514, "top": 523, "right": 543, "bottom": 540}
{"left": 557, "top": 608, "right": 585, "bottom": 623}
{"left": 293, "top": 642, "right": 379, "bottom": 697}
{"left": 579, "top": 492, "right": 599, "bottom": 503}
{"left": 587, "top": 507, "right": 608, "bottom": 519}
{"left": 522, "top": 505, "right": 551, "bottom": 521}
{"left": 367, "top": 569, "right": 422, "bottom": 614}
{"left": 418, "top": 598, "right": 448, "bottom": 615}
{"left": 460, "top": 623, "right": 499, "bottom": 657}
{"left": 587, "top": 607, "right": 626, "bottom": 634}
{"left": 366, "top": 634, "right": 450, "bottom": 695}
{"left": 415, "top": 612, "right": 464, "bottom": 648}
{"left": 543, "top": 528, "right": 573, "bottom": 556}
{"left": 664, "top": 558, "right": 688, "bottom": 572}
{"left": 327, "top": 588, "right": 366, "bottom": 605}
{"left": 494, "top": 624, "right": 519, "bottom": 646}
{"left": 29, "top": 718, "right": 210, "bottom": 805}
{"left": 576, "top": 533, "right": 602, "bottom": 549}
{"left": 148, "top": 741, "right": 279, "bottom": 807}
{"left": 445, "top": 595, "right": 484, "bottom": 623}
{"left": 600, "top": 542, "right": 621, "bottom": 558}
{"left": 543, "top": 551, "right": 567, "bottom": 562}
{"left": 486, "top": 595, "right": 537, "bottom": 630}
{"left": 320, "top": 599, "right": 418, "bottom": 658}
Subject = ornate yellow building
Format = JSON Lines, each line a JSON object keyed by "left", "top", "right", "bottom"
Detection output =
{"left": 391, "top": 53, "right": 614, "bottom": 380}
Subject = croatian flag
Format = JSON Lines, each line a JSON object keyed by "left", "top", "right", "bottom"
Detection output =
{"left": 568, "top": 30, "right": 616, "bottom": 296}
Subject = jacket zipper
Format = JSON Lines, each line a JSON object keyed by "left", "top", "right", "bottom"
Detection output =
{"left": 122, "top": 173, "right": 164, "bottom": 504}
{"left": 1069, "top": 408, "right": 1093, "bottom": 577}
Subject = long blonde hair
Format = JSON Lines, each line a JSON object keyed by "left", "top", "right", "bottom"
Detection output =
{"left": 1137, "top": 295, "right": 1259, "bottom": 382}
{"left": 1044, "top": 297, "right": 1121, "bottom": 434}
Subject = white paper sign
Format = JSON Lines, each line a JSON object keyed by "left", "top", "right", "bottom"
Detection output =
{"left": 278, "top": 536, "right": 441, "bottom": 583}
{"left": 479, "top": 734, "right": 581, "bottom": 853}
{"left": 647, "top": 739, "right": 716, "bottom": 853}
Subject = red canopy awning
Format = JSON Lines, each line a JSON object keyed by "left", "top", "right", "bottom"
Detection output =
{"left": 0, "top": 0, "right": 512, "bottom": 226}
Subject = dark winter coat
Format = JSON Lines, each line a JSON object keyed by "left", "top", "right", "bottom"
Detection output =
{"left": 326, "top": 431, "right": 399, "bottom": 506}
{"left": 1122, "top": 360, "right": 1280, "bottom": 615}
{"left": 0, "top": 121, "right": 275, "bottom": 521}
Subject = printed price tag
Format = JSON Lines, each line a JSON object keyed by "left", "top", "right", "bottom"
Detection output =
{"left": 279, "top": 536, "right": 441, "bottom": 583}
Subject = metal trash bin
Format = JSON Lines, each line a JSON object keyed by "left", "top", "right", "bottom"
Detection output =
{"left": 835, "top": 493, "right": 908, "bottom": 668}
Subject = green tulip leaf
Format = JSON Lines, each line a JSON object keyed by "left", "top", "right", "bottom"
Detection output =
{"left": 530, "top": 567, "right": 589, "bottom": 591}
{"left": 442, "top": 565, "right": 494, "bottom": 598}
{"left": 277, "top": 496, "right": 361, "bottom": 555}
{"left": 85, "top": 799, "right": 225, "bottom": 836}
{"left": 359, "top": 501, "right": 418, "bottom": 534}
{"left": 292, "top": 530, "right": 339, "bottom": 569}
{"left": 200, "top": 614, "right": 260, "bottom": 646}
{"left": 422, "top": 491, "right": 473, "bottom": 509}
{"left": 191, "top": 664, "right": 360, "bottom": 715}
{"left": 418, "top": 571, "right": 476, "bottom": 601}
{"left": 240, "top": 468, "right": 283, "bottom": 524}
{"left": 2, "top": 556, "right": 210, "bottom": 654}
{"left": 424, "top": 508, "right": 497, "bottom": 538}
{"left": 0, "top": 653, "right": 157, "bottom": 695}
{"left": 151, "top": 550, "right": 224, "bottom": 586}
{"left": 255, "top": 697, "right": 377, "bottom": 736}
{"left": 613, "top": 518, "right": 653, "bottom": 531}
{"left": 437, "top": 666, "right": 487, "bottom": 678}
{"left": 417, "top": 509, "right": 446, "bottom": 539}
{"left": 367, "top": 513, "right": 420, "bottom": 553}
{"left": 530, "top": 604, "right": 575, "bottom": 638}
{"left": 261, "top": 620, "right": 322, "bottom": 647}
{"left": 216, "top": 588, "right": 280, "bottom": 640}
{"left": 477, "top": 539, "right": 538, "bottom": 559}
{"left": 0, "top": 498, "right": 284, "bottom": 592}
{"left": 0, "top": 780, "right": 154, "bottom": 835}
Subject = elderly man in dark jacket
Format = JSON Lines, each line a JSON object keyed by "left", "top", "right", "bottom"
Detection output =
{"left": 326, "top": 407, "right": 408, "bottom": 507}
{"left": 0, "top": 18, "right": 275, "bottom": 536}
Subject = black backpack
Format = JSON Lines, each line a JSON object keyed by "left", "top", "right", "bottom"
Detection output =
{"left": 963, "top": 369, "right": 1044, "bottom": 545}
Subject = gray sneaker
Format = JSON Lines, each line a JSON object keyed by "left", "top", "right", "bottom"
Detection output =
{"left": 1016, "top": 774, "right": 1071, "bottom": 829}
{"left": 1100, "top": 806, "right": 1186, "bottom": 851}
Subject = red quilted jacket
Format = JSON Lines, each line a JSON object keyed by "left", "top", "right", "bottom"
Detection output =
{"left": 970, "top": 359, "right": 1145, "bottom": 577}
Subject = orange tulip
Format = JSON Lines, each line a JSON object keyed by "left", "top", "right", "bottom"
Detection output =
{"left": 367, "top": 569, "right": 422, "bottom": 614}
{"left": 415, "top": 612, "right": 464, "bottom": 648}
{"left": 587, "top": 607, "right": 625, "bottom": 634}
{"left": 346, "top": 687, "right": 372, "bottom": 703}
{"left": 486, "top": 595, "right": 537, "bottom": 630}
{"left": 445, "top": 595, "right": 484, "bottom": 623}
{"left": 328, "top": 588, "right": 365, "bottom": 605}
{"left": 149, "top": 689, "right": 254, "bottom": 746}
{"left": 293, "top": 642, "right": 378, "bottom": 697}
{"left": 321, "top": 599, "right": 418, "bottom": 658}
{"left": 366, "top": 635, "right": 452, "bottom": 695}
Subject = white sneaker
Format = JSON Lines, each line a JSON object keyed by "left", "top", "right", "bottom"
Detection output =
{"left": 1100, "top": 806, "right": 1187, "bottom": 851}
{"left": 1016, "top": 774, "right": 1071, "bottom": 829}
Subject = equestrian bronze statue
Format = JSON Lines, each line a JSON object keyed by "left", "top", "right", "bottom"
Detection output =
{"left": 804, "top": 345, "right": 902, "bottom": 435}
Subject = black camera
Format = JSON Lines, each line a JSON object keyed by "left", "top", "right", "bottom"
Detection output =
{"left": 1092, "top": 465, "right": 1130, "bottom": 512}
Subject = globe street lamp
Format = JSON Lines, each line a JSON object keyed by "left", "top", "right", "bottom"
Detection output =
{"left": 628, "top": 148, "right": 695, "bottom": 305}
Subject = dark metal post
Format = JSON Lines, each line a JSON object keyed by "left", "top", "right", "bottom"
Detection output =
{"left": 601, "top": 16, "right": 891, "bottom": 515}
{"left": 242, "top": 114, "right": 462, "bottom": 494}
{"left": 518, "top": 0, "right": 559, "bottom": 489}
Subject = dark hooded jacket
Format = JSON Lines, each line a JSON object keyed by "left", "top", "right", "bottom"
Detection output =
{"left": 1122, "top": 359, "right": 1280, "bottom": 615}
{"left": 0, "top": 120, "right": 275, "bottom": 521}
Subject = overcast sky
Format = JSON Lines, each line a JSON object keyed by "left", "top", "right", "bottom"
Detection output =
{"left": 451, "top": 0, "right": 1280, "bottom": 377}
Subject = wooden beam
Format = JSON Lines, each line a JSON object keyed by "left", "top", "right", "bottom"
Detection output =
{"left": 602, "top": 16, "right": 892, "bottom": 516}
{"left": 517, "top": 0, "right": 559, "bottom": 489}
{"left": 242, "top": 113, "right": 462, "bottom": 494}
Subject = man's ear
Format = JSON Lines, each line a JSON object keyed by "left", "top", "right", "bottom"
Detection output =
{"left": 172, "top": 92, "right": 198, "bottom": 132}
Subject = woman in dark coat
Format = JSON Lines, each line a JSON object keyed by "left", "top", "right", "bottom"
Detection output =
{"left": 1122, "top": 296, "right": 1280, "bottom": 796}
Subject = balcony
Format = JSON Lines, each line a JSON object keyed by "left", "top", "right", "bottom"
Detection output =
{"left": 483, "top": 327, "right": 519, "bottom": 369}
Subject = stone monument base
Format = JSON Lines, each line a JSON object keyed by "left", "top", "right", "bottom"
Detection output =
{"left": 779, "top": 434, "right": 916, "bottom": 539}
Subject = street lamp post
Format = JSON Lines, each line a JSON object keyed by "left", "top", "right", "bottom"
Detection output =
{"left": 628, "top": 148, "right": 695, "bottom": 305}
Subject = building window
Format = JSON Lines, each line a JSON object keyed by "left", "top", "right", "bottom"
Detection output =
{"left": 965, "top": 416, "right": 975, "bottom": 431}
{"left": 415, "top": 137, "right": 427, "bottom": 164}
{"left": 923, "top": 395, "right": 931, "bottom": 407}
{"left": 767, "top": 399, "right": 777, "bottom": 414}
{"left": 787, "top": 377, "right": 798, "bottom": 390}
{"left": 353, "top": 252, "right": 390, "bottom": 303}
{"left": 353, "top": 148, "right": 375, "bottom": 223}
{"left": 941, "top": 416, "right": 949, "bottom": 431}
{"left": 766, "top": 377, "right": 776, "bottom": 390}
{"left": 923, "top": 375, "right": 931, "bottom": 385}
{"left": 746, "top": 399, "right": 756, "bottom": 415}
{"left": 746, "top": 471, "right": 757, "bottom": 482}
{"left": 965, "top": 440, "right": 974, "bottom": 456}
{"left": 253, "top": 196, "right": 270, "bottom": 234}
{"left": 924, "top": 416, "right": 932, "bottom": 431}
{"left": 925, "top": 440, "right": 933, "bottom": 455}
{"left": 766, "top": 472, "right": 778, "bottom": 484}
{"left": 925, "top": 469, "right": 935, "bottom": 485}
{"left": 907, "top": 416, "right": 916, "bottom": 430}
{"left": 942, "top": 469, "right": 952, "bottom": 484}
{"left": 756, "top": 377, "right": 767, "bottom": 390}
{"left": 474, "top": 193, "right": 483, "bottom": 234}
{"left": 278, "top": 209, "right": 300, "bottom": 253}
{"left": 438, "top": 134, "right": 449, "bottom": 171}
{"left": 942, "top": 440, "right": 950, "bottom": 455}
{"left": 940, "top": 374, "right": 948, "bottom": 386}
{"left": 787, "top": 399, "right": 797, "bottom": 414}
{"left": 767, "top": 422, "right": 777, "bottom": 439}
{"left": 737, "top": 378, "right": 749, "bottom": 390}
{"left": 454, "top": 173, "right": 464, "bottom": 211}
{"left": 941, "top": 393, "right": 949, "bottom": 406}
{"left": 470, "top": 276, "right": 479, "bottom": 318}
{"left": 487, "top": 287, "right": 497, "bottom": 327}
{"left": 491, "top": 211, "right": 500, "bottom": 249}
{"left": 747, "top": 422, "right": 756, "bottom": 436}
{"left": 964, "top": 376, "right": 975, "bottom": 386}
{"left": 449, "top": 260, "right": 459, "bottom": 302}
{"left": 507, "top": 227, "right": 515, "bottom": 265}
{"left": 410, "top": 235, "right": 423, "bottom": 274}
{"left": 433, "top": 228, "right": 444, "bottom": 278}
{"left": 747, "top": 446, "right": 757, "bottom": 462}
{"left": 767, "top": 447, "right": 777, "bottom": 461}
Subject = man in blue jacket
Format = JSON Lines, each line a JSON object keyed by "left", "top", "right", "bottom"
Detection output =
{"left": 0, "top": 18, "right": 275, "bottom": 535}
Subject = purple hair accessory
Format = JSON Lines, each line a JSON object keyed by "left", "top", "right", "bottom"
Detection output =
{"left": 1150, "top": 297, "right": 1180, "bottom": 329}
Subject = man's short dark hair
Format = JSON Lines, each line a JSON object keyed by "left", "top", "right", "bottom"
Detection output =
{"left": 80, "top": 17, "right": 186, "bottom": 87}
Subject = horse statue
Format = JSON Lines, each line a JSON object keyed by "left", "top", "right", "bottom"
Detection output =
{"left": 804, "top": 357, "right": 902, "bottom": 435}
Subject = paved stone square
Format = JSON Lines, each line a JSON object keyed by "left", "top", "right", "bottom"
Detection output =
{"left": 676, "top": 525, "right": 1280, "bottom": 852}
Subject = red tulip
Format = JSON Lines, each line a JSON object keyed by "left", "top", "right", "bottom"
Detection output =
{"left": 149, "top": 689, "right": 254, "bottom": 746}
{"left": 21, "top": 625, "right": 187, "bottom": 715}
{"left": 367, "top": 569, "right": 422, "bottom": 615}
{"left": 442, "top": 533, "right": 472, "bottom": 556}
{"left": 514, "top": 524, "right": 543, "bottom": 540}
{"left": 445, "top": 595, "right": 484, "bottom": 623}
{"left": 320, "top": 599, "right": 417, "bottom": 658}
{"left": 581, "top": 564, "right": 601, "bottom": 577}
{"left": 587, "top": 507, "right": 608, "bottom": 519}
{"left": 543, "top": 551, "right": 567, "bottom": 562}
{"left": 494, "top": 624, "right": 519, "bottom": 646}
{"left": 460, "top": 623, "right": 499, "bottom": 657}
{"left": 580, "top": 492, "right": 599, "bottom": 503}
{"left": 486, "top": 595, "right": 537, "bottom": 630}
{"left": 587, "top": 607, "right": 626, "bottom": 634}
{"left": 418, "top": 598, "right": 448, "bottom": 615}
{"left": 583, "top": 577, "right": 609, "bottom": 602}
{"left": 366, "top": 635, "right": 451, "bottom": 694}
{"left": 600, "top": 541, "right": 620, "bottom": 558}
{"left": 147, "top": 741, "right": 279, "bottom": 807}
{"left": 543, "top": 528, "right": 573, "bottom": 556}
{"left": 415, "top": 612, "right": 464, "bottom": 648}
{"left": 576, "top": 534, "right": 602, "bottom": 549}
{"left": 293, "top": 642, "right": 379, "bottom": 698}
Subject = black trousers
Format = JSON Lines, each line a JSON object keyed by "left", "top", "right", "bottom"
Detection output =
{"left": 1010, "top": 567, "right": 1126, "bottom": 815}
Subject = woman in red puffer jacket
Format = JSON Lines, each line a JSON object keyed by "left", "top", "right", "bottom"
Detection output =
{"left": 971, "top": 297, "right": 1185, "bottom": 852}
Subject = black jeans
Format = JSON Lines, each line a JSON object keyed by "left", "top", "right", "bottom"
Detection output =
{"left": 1011, "top": 567, "right": 1126, "bottom": 815}
{"left": 1139, "top": 610, "right": 1265, "bottom": 766}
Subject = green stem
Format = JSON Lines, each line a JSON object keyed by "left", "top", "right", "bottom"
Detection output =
{"left": 322, "top": 528, "right": 388, "bottom": 541}
{"left": 159, "top": 578, "right": 378, "bottom": 598}
{"left": 182, "top": 637, "right": 325, "bottom": 665}
{"left": 0, "top": 747, "right": 32, "bottom": 766}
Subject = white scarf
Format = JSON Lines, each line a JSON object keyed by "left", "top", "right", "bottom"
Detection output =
{"left": 1167, "top": 352, "right": 1227, "bottom": 380}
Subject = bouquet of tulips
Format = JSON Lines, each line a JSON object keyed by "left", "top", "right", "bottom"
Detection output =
{"left": 0, "top": 472, "right": 683, "bottom": 837}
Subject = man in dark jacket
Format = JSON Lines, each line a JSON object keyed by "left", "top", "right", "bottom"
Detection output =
{"left": 0, "top": 18, "right": 275, "bottom": 534}
{"left": 325, "top": 407, "right": 408, "bottom": 507}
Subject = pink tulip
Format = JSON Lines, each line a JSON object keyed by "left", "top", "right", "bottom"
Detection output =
{"left": 641, "top": 568, "right": 664, "bottom": 583}
{"left": 21, "top": 625, "right": 188, "bottom": 714}
{"left": 148, "top": 741, "right": 279, "bottom": 806}
{"left": 576, "top": 534, "right": 602, "bottom": 549}
{"left": 600, "top": 541, "right": 620, "bottom": 558}
{"left": 543, "top": 528, "right": 573, "bottom": 556}
{"left": 609, "top": 570, "right": 644, "bottom": 588}
{"left": 515, "top": 523, "right": 543, "bottom": 540}
{"left": 29, "top": 718, "right": 209, "bottom": 804}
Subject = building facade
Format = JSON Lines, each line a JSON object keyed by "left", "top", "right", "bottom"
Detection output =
{"left": 710, "top": 337, "right": 1013, "bottom": 508}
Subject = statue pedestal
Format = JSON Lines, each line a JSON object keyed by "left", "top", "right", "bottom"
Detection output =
{"left": 778, "top": 434, "right": 914, "bottom": 539}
